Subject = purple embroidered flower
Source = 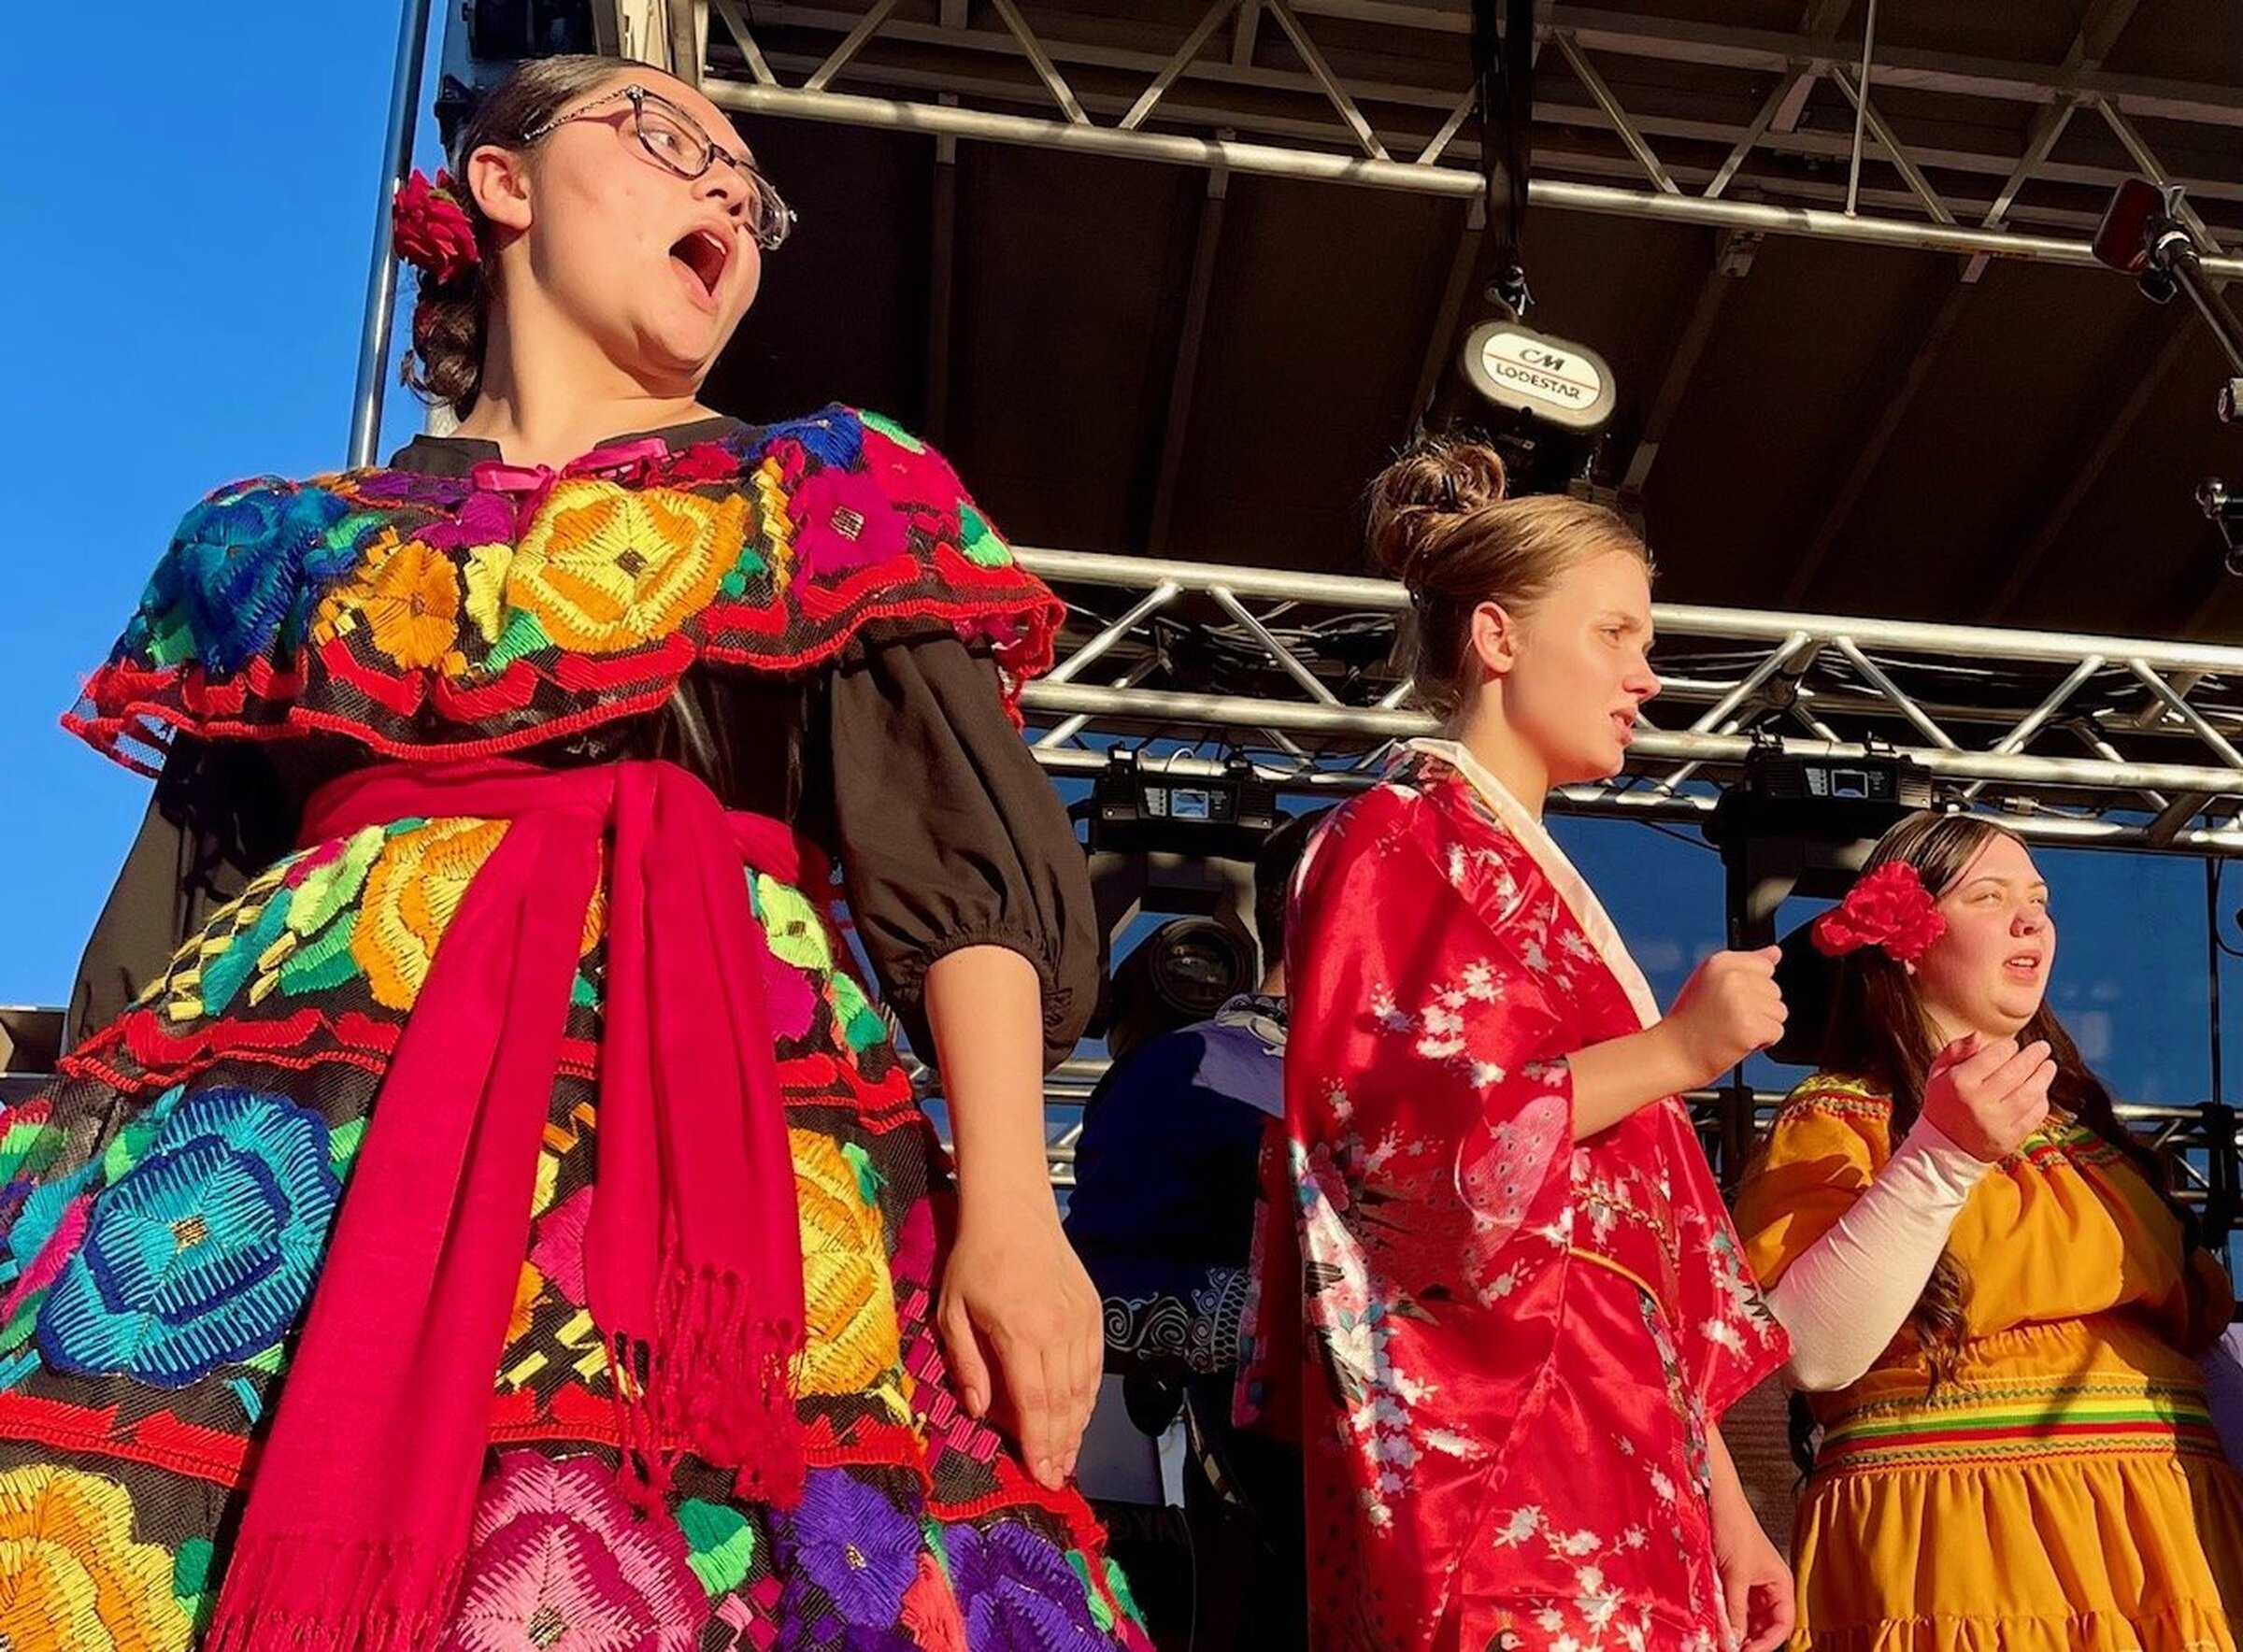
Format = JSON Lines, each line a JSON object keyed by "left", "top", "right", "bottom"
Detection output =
{"left": 944, "top": 1521, "right": 1107, "bottom": 1652}
{"left": 840, "top": 1631, "right": 921, "bottom": 1652}
{"left": 790, "top": 466, "right": 907, "bottom": 577}
{"left": 355, "top": 466, "right": 474, "bottom": 507}
{"left": 779, "top": 1470, "right": 921, "bottom": 1634}
{"left": 420, "top": 489, "right": 524, "bottom": 550}
{"left": 441, "top": 1451, "right": 703, "bottom": 1652}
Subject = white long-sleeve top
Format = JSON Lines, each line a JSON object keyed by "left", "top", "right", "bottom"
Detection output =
{"left": 1761, "top": 1114, "right": 1994, "bottom": 1391}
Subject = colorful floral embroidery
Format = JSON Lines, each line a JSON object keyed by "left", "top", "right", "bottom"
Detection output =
{"left": 71, "top": 407, "right": 1060, "bottom": 776}
{"left": 0, "top": 1464, "right": 193, "bottom": 1651}
{"left": 311, "top": 529, "right": 463, "bottom": 669}
{"left": 352, "top": 818, "right": 511, "bottom": 1009}
{"left": 779, "top": 1470, "right": 923, "bottom": 1635}
{"left": 126, "top": 481, "right": 375, "bottom": 673}
{"left": 443, "top": 1451, "right": 705, "bottom": 1652}
{"left": 945, "top": 1519, "right": 1109, "bottom": 1652}
{"left": 36, "top": 1087, "right": 340, "bottom": 1387}
{"left": 6, "top": 406, "right": 1136, "bottom": 1651}
{"left": 792, "top": 1130, "right": 902, "bottom": 1398}
{"left": 506, "top": 483, "right": 745, "bottom": 656}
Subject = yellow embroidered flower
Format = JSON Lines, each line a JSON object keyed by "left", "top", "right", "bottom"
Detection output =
{"left": 350, "top": 818, "right": 511, "bottom": 1010}
{"left": 791, "top": 1129, "right": 901, "bottom": 1396}
{"left": 310, "top": 530, "right": 463, "bottom": 669}
{"left": 360, "top": 536, "right": 463, "bottom": 668}
{"left": 0, "top": 1464, "right": 193, "bottom": 1652}
{"left": 460, "top": 543, "right": 512, "bottom": 645}
{"left": 505, "top": 481, "right": 746, "bottom": 654}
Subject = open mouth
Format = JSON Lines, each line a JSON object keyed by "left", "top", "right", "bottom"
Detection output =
{"left": 669, "top": 227, "right": 731, "bottom": 300}
{"left": 2005, "top": 952, "right": 2043, "bottom": 974}
{"left": 1611, "top": 712, "right": 1636, "bottom": 743}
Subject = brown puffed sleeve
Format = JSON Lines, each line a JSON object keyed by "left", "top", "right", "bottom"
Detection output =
{"left": 66, "top": 737, "right": 298, "bottom": 1048}
{"left": 818, "top": 628, "right": 1100, "bottom": 1070}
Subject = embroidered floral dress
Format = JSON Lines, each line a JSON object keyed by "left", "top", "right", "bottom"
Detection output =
{"left": 1239, "top": 742, "right": 1787, "bottom": 1652}
{"left": 1736, "top": 1073, "right": 2243, "bottom": 1651}
{"left": 0, "top": 407, "right": 1150, "bottom": 1652}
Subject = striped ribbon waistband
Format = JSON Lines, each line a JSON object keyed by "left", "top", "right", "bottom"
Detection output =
{"left": 1819, "top": 1382, "right": 2223, "bottom": 1472}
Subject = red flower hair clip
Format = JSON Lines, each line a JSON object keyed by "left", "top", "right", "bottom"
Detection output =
{"left": 392, "top": 169, "right": 479, "bottom": 287}
{"left": 1812, "top": 862, "right": 1947, "bottom": 964}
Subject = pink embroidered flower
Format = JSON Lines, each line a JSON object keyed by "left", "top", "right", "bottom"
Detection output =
{"left": 528, "top": 1186, "right": 593, "bottom": 1307}
{"left": 419, "top": 491, "right": 521, "bottom": 551}
{"left": 1812, "top": 862, "right": 1947, "bottom": 964}
{"left": 762, "top": 954, "right": 820, "bottom": 1044}
{"left": 791, "top": 466, "right": 908, "bottom": 577}
{"left": 441, "top": 1451, "right": 703, "bottom": 1652}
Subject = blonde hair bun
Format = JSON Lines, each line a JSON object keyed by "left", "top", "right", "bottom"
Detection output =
{"left": 1365, "top": 437, "right": 1509, "bottom": 587}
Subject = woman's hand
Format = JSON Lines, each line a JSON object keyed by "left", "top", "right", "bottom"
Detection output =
{"left": 1663, "top": 946, "right": 1788, "bottom": 1089}
{"left": 937, "top": 1189, "right": 1103, "bottom": 1489}
{"left": 1572, "top": 948, "right": 1786, "bottom": 1139}
{"left": 1709, "top": 1431, "right": 1794, "bottom": 1652}
{"left": 1919, "top": 1032, "right": 2053, "bottom": 1161}
{"left": 921, "top": 945, "right": 1102, "bottom": 1491}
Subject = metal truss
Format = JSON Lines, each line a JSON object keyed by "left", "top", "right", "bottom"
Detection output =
{"left": 964, "top": 1064, "right": 2239, "bottom": 1206}
{"left": 1015, "top": 546, "right": 2243, "bottom": 855}
{"left": 651, "top": 0, "right": 2243, "bottom": 270}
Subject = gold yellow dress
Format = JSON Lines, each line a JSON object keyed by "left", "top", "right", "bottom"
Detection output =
{"left": 1736, "top": 1074, "right": 2243, "bottom": 1651}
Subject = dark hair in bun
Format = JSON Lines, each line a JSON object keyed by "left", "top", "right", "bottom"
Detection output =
{"left": 401, "top": 54, "right": 624, "bottom": 419}
{"left": 1367, "top": 435, "right": 1650, "bottom": 718}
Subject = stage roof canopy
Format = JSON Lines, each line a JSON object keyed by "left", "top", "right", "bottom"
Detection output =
{"left": 540, "top": 0, "right": 2243, "bottom": 638}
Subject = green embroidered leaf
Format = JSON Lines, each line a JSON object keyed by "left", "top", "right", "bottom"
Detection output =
{"left": 328, "top": 1118, "right": 367, "bottom": 1173}
{"left": 1106, "top": 1557, "right": 1146, "bottom": 1627}
{"left": 677, "top": 1498, "right": 756, "bottom": 1598}
{"left": 957, "top": 503, "right": 1013, "bottom": 569}
{"left": 485, "top": 607, "right": 553, "bottom": 672}
{"left": 840, "top": 1142, "right": 885, "bottom": 1205}
{"left": 858, "top": 409, "right": 927, "bottom": 453}
{"left": 1067, "top": 1550, "right": 1115, "bottom": 1632}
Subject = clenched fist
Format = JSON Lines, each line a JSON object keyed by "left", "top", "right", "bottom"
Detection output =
{"left": 1663, "top": 947, "right": 1788, "bottom": 1089}
{"left": 1920, "top": 1032, "right": 2054, "bottom": 1161}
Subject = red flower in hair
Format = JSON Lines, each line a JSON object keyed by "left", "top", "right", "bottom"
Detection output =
{"left": 392, "top": 169, "right": 479, "bottom": 287}
{"left": 1812, "top": 862, "right": 1947, "bottom": 964}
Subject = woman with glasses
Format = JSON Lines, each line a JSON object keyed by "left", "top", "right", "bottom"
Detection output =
{"left": 0, "top": 54, "right": 1142, "bottom": 1652}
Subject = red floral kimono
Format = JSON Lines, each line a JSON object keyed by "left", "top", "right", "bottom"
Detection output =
{"left": 1240, "top": 740, "right": 1787, "bottom": 1652}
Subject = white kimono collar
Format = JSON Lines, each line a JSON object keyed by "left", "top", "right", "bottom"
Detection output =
{"left": 1405, "top": 737, "right": 1664, "bottom": 1030}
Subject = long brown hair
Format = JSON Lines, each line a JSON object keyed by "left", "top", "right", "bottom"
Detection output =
{"left": 1816, "top": 810, "right": 2202, "bottom": 1385}
{"left": 400, "top": 55, "right": 623, "bottom": 418}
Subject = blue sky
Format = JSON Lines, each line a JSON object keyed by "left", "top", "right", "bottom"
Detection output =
{"left": 0, "top": 4, "right": 433, "bottom": 1005}
{"left": 0, "top": 12, "right": 2233, "bottom": 1134}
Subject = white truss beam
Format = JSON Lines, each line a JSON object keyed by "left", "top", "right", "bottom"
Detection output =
{"left": 697, "top": 0, "right": 2243, "bottom": 270}
{"left": 1014, "top": 546, "right": 2243, "bottom": 856}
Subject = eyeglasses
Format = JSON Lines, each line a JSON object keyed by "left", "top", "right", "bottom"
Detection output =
{"left": 521, "top": 84, "right": 796, "bottom": 251}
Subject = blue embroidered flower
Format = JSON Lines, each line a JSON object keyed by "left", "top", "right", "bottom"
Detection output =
{"left": 36, "top": 1087, "right": 340, "bottom": 1387}
{"left": 764, "top": 407, "right": 864, "bottom": 471}
{"left": 143, "top": 481, "right": 369, "bottom": 673}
